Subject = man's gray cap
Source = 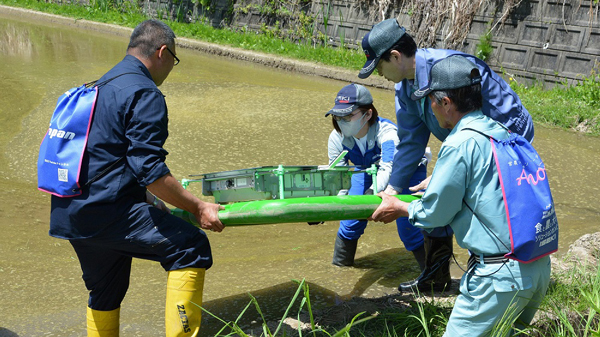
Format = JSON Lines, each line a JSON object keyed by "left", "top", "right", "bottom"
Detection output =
{"left": 358, "top": 18, "right": 406, "bottom": 79}
{"left": 411, "top": 55, "right": 482, "bottom": 100}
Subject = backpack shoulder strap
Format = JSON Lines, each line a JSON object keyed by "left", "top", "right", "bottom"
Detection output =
{"left": 75, "top": 72, "right": 142, "bottom": 193}
{"left": 462, "top": 120, "right": 511, "bottom": 141}
{"left": 461, "top": 127, "right": 497, "bottom": 141}
{"left": 459, "top": 127, "right": 511, "bottom": 252}
{"left": 86, "top": 72, "right": 143, "bottom": 89}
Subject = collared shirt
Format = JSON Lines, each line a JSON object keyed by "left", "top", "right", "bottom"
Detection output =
{"left": 407, "top": 111, "right": 512, "bottom": 256}
{"left": 389, "top": 49, "right": 534, "bottom": 191}
{"left": 328, "top": 117, "right": 398, "bottom": 192}
{"left": 50, "top": 55, "right": 171, "bottom": 239}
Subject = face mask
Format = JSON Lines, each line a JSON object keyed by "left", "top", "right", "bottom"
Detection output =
{"left": 338, "top": 113, "right": 368, "bottom": 138}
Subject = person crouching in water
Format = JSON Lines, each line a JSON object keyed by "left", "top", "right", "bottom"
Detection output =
{"left": 325, "top": 83, "right": 427, "bottom": 268}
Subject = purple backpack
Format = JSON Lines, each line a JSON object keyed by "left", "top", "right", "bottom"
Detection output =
{"left": 464, "top": 127, "right": 559, "bottom": 263}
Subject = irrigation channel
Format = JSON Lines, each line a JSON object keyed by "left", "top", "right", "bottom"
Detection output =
{"left": 1, "top": 9, "right": 599, "bottom": 336}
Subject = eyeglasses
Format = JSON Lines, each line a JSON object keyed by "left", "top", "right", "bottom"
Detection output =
{"left": 333, "top": 111, "right": 361, "bottom": 122}
{"left": 160, "top": 46, "right": 180, "bottom": 66}
{"left": 166, "top": 47, "right": 180, "bottom": 65}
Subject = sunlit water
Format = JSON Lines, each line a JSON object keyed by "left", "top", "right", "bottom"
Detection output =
{"left": 1, "top": 11, "right": 599, "bottom": 336}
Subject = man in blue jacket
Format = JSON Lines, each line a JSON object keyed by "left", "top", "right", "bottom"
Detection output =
{"left": 359, "top": 18, "right": 534, "bottom": 293}
{"left": 49, "top": 20, "right": 223, "bottom": 336}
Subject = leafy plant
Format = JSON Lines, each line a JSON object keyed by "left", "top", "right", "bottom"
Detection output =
{"left": 337, "top": 9, "right": 345, "bottom": 48}
{"left": 320, "top": 0, "right": 332, "bottom": 37}
{"left": 475, "top": 29, "right": 492, "bottom": 62}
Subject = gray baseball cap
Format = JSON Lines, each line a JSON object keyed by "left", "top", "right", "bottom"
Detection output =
{"left": 358, "top": 19, "right": 406, "bottom": 79}
{"left": 411, "top": 55, "right": 482, "bottom": 100}
{"left": 325, "top": 83, "right": 373, "bottom": 117}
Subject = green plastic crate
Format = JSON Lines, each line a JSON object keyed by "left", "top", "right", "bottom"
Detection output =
{"left": 185, "top": 165, "right": 356, "bottom": 204}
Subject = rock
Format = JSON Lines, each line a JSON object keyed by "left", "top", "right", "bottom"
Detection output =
{"left": 281, "top": 317, "right": 313, "bottom": 331}
{"left": 552, "top": 232, "right": 600, "bottom": 273}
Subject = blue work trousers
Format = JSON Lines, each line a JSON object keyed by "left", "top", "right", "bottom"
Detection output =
{"left": 338, "top": 164, "right": 427, "bottom": 252}
{"left": 70, "top": 203, "right": 212, "bottom": 311}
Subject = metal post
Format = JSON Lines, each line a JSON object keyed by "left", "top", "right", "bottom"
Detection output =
{"left": 274, "top": 165, "right": 285, "bottom": 199}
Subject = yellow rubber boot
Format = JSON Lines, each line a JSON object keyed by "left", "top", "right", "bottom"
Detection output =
{"left": 165, "top": 268, "right": 205, "bottom": 337}
{"left": 86, "top": 306, "right": 120, "bottom": 337}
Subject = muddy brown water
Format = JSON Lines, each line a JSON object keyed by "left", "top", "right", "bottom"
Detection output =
{"left": 1, "top": 10, "right": 599, "bottom": 336}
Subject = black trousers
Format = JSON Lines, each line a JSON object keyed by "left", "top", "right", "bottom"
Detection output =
{"left": 70, "top": 204, "right": 212, "bottom": 310}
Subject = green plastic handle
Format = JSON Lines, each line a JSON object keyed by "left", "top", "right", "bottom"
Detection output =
{"left": 171, "top": 194, "right": 420, "bottom": 226}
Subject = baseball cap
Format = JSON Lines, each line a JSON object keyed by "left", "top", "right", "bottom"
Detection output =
{"left": 358, "top": 18, "right": 406, "bottom": 79}
{"left": 325, "top": 83, "right": 373, "bottom": 117}
{"left": 411, "top": 55, "right": 482, "bottom": 100}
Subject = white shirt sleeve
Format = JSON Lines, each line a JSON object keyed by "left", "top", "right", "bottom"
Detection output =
{"left": 327, "top": 130, "right": 347, "bottom": 166}
{"left": 375, "top": 120, "right": 399, "bottom": 192}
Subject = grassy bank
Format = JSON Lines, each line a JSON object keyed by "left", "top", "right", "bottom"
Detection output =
{"left": 511, "top": 73, "right": 600, "bottom": 135}
{"left": 1, "top": 0, "right": 599, "bottom": 135}
{"left": 207, "top": 262, "right": 600, "bottom": 336}
{"left": 0, "top": 0, "right": 364, "bottom": 70}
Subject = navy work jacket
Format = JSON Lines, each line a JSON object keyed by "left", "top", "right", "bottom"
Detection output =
{"left": 50, "top": 55, "right": 171, "bottom": 239}
{"left": 389, "top": 49, "right": 534, "bottom": 191}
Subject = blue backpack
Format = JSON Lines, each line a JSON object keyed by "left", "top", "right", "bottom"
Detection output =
{"left": 463, "top": 127, "right": 559, "bottom": 263}
{"left": 37, "top": 73, "right": 133, "bottom": 197}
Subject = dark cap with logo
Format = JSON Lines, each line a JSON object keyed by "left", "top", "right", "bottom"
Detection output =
{"left": 325, "top": 83, "right": 373, "bottom": 117}
{"left": 411, "top": 55, "right": 482, "bottom": 100}
{"left": 358, "top": 18, "right": 406, "bottom": 79}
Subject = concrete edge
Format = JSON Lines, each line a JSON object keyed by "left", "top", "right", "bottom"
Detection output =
{"left": 0, "top": 5, "right": 394, "bottom": 90}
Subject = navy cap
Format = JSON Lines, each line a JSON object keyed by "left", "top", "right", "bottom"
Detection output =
{"left": 411, "top": 55, "right": 482, "bottom": 100}
{"left": 358, "top": 19, "right": 406, "bottom": 79}
{"left": 325, "top": 84, "right": 373, "bottom": 117}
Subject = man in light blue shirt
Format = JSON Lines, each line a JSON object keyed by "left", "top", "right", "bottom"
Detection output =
{"left": 371, "top": 55, "right": 550, "bottom": 336}
{"left": 359, "top": 18, "right": 534, "bottom": 293}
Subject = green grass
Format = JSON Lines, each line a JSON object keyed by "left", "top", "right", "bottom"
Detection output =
{"left": 510, "top": 70, "right": 600, "bottom": 135}
{"left": 0, "top": 0, "right": 146, "bottom": 27}
{"left": 0, "top": 0, "right": 364, "bottom": 70}
{"left": 167, "top": 19, "right": 364, "bottom": 70}
{"left": 530, "top": 262, "right": 600, "bottom": 337}
{"left": 202, "top": 263, "right": 600, "bottom": 336}
{"left": 353, "top": 297, "right": 452, "bottom": 337}
{"left": 197, "top": 278, "right": 375, "bottom": 337}
{"left": 1, "top": 0, "right": 598, "bottom": 135}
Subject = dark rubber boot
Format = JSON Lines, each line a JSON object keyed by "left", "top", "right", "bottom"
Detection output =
{"left": 332, "top": 235, "right": 358, "bottom": 267}
{"left": 411, "top": 244, "right": 427, "bottom": 272}
{"left": 398, "top": 235, "right": 453, "bottom": 293}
